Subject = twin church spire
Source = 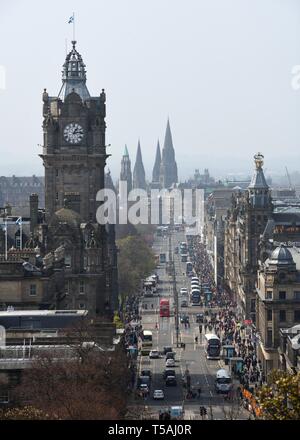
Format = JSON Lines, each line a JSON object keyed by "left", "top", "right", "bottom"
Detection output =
{"left": 120, "top": 120, "right": 178, "bottom": 192}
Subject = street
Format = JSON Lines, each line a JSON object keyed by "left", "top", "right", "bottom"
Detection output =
{"left": 135, "top": 229, "right": 250, "bottom": 420}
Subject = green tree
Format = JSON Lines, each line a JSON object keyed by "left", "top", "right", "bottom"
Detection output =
{"left": 117, "top": 235, "right": 156, "bottom": 303}
{"left": 257, "top": 370, "right": 300, "bottom": 420}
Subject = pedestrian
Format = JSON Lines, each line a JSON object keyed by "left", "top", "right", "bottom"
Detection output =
{"left": 195, "top": 336, "right": 198, "bottom": 344}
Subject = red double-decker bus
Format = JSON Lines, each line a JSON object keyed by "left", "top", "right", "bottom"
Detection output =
{"left": 160, "top": 298, "right": 170, "bottom": 317}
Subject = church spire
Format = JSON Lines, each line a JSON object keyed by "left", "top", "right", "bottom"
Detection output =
{"left": 124, "top": 144, "right": 129, "bottom": 157}
{"left": 120, "top": 145, "right": 132, "bottom": 193}
{"left": 133, "top": 140, "right": 147, "bottom": 190}
{"left": 160, "top": 119, "right": 178, "bottom": 188}
{"left": 60, "top": 40, "right": 90, "bottom": 101}
{"left": 152, "top": 140, "right": 161, "bottom": 184}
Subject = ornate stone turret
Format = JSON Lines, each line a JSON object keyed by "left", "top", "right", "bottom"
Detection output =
{"left": 248, "top": 152, "right": 270, "bottom": 208}
{"left": 60, "top": 40, "right": 90, "bottom": 101}
{"left": 159, "top": 119, "right": 178, "bottom": 188}
{"left": 133, "top": 140, "right": 146, "bottom": 190}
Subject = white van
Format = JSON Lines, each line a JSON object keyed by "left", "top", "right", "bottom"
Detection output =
{"left": 215, "top": 369, "right": 232, "bottom": 394}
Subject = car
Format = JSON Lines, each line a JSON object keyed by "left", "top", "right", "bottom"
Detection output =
{"left": 163, "top": 346, "right": 173, "bottom": 355}
{"left": 180, "top": 288, "right": 188, "bottom": 296}
{"left": 139, "top": 383, "right": 149, "bottom": 393}
{"left": 163, "top": 369, "right": 176, "bottom": 379}
{"left": 166, "top": 351, "right": 175, "bottom": 360}
{"left": 165, "top": 375, "right": 177, "bottom": 386}
{"left": 149, "top": 350, "right": 159, "bottom": 359}
{"left": 166, "top": 358, "right": 176, "bottom": 367}
{"left": 141, "top": 369, "right": 152, "bottom": 378}
{"left": 181, "top": 300, "right": 188, "bottom": 307}
{"left": 138, "top": 376, "right": 151, "bottom": 386}
{"left": 153, "top": 389, "right": 165, "bottom": 400}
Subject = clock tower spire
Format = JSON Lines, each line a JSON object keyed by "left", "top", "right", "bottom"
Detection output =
{"left": 59, "top": 40, "right": 90, "bottom": 101}
{"left": 40, "top": 41, "right": 109, "bottom": 223}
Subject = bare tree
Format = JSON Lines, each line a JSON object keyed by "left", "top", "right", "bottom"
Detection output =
{"left": 11, "top": 319, "right": 132, "bottom": 420}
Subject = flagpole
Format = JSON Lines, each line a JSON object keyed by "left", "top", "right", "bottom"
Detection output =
{"left": 5, "top": 218, "right": 7, "bottom": 261}
{"left": 73, "top": 12, "right": 75, "bottom": 41}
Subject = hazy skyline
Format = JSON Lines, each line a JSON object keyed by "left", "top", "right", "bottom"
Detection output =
{"left": 1, "top": 0, "right": 300, "bottom": 182}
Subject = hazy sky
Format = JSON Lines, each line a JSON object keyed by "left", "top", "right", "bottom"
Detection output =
{"left": 1, "top": 0, "right": 300, "bottom": 182}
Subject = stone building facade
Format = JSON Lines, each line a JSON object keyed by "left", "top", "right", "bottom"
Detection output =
{"left": 224, "top": 153, "right": 272, "bottom": 321}
{"left": 0, "top": 40, "right": 118, "bottom": 317}
{"left": 0, "top": 176, "right": 44, "bottom": 210}
{"left": 256, "top": 246, "right": 300, "bottom": 374}
{"left": 0, "top": 246, "right": 65, "bottom": 311}
{"left": 204, "top": 188, "right": 236, "bottom": 286}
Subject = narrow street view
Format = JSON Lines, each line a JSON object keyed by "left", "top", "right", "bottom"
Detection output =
{"left": 126, "top": 226, "right": 259, "bottom": 420}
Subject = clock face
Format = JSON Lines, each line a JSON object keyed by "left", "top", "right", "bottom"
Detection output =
{"left": 64, "top": 123, "right": 84, "bottom": 144}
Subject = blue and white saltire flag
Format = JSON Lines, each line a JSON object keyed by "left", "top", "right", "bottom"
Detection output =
{"left": 15, "top": 217, "right": 22, "bottom": 226}
{"left": 68, "top": 14, "right": 74, "bottom": 24}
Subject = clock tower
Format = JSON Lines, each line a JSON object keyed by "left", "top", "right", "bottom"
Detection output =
{"left": 40, "top": 40, "right": 108, "bottom": 222}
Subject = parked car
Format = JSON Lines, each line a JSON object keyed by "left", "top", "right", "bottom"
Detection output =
{"left": 166, "top": 358, "right": 176, "bottom": 368}
{"left": 180, "top": 300, "right": 188, "bottom": 307}
{"left": 153, "top": 389, "right": 165, "bottom": 400}
{"left": 149, "top": 350, "right": 159, "bottom": 359}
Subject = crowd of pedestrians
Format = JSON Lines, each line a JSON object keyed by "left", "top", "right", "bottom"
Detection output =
{"left": 188, "top": 236, "right": 266, "bottom": 395}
